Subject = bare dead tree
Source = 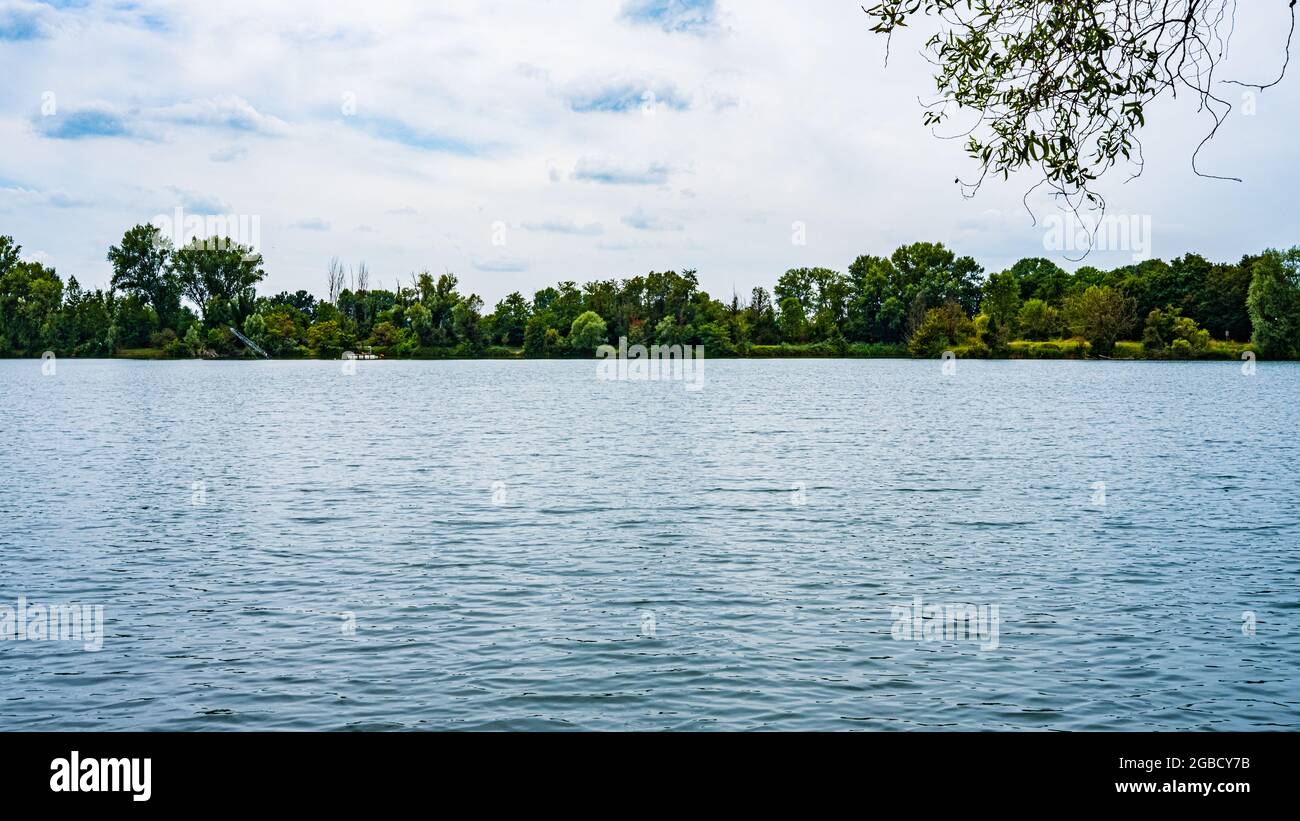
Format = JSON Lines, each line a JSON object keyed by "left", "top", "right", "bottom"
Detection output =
{"left": 327, "top": 257, "right": 345, "bottom": 303}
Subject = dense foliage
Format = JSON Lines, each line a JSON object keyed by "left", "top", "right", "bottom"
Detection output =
{"left": 2, "top": 226, "right": 1298, "bottom": 360}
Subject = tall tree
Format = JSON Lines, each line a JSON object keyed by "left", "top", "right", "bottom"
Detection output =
{"left": 1247, "top": 248, "right": 1300, "bottom": 358}
{"left": 108, "top": 224, "right": 180, "bottom": 327}
{"left": 746, "top": 286, "right": 781, "bottom": 344}
{"left": 170, "top": 238, "right": 266, "bottom": 323}
{"left": 0, "top": 254, "right": 63, "bottom": 355}
{"left": 0, "top": 235, "right": 20, "bottom": 274}
{"left": 981, "top": 269, "right": 1022, "bottom": 330}
{"left": 1198, "top": 255, "right": 1256, "bottom": 341}
{"left": 846, "top": 243, "right": 984, "bottom": 343}
{"left": 490, "top": 292, "right": 531, "bottom": 346}
{"left": 1007, "top": 258, "right": 1069, "bottom": 304}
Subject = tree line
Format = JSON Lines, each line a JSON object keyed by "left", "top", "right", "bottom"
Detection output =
{"left": 2, "top": 225, "right": 1298, "bottom": 360}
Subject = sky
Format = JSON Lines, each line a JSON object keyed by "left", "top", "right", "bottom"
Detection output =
{"left": 2, "top": 0, "right": 1298, "bottom": 305}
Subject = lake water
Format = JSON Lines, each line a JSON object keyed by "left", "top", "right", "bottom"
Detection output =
{"left": 1, "top": 358, "right": 1296, "bottom": 730}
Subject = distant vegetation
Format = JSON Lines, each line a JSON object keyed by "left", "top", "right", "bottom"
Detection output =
{"left": 2, "top": 227, "right": 1299, "bottom": 361}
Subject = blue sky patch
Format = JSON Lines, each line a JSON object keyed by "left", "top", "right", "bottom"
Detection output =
{"left": 34, "top": 109, "right": 129, "bottom": 139}
{"left": 621, "top": 0, "right": 717, "bottom": 34}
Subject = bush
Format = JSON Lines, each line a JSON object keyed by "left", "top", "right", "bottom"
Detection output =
{"left": 306, "top": 319, "right": 351, "bottom": 358}
{"left": 908, "top": 302, "right": 975, "bottom": 357}
{"left": 368, "top": 321, "right": 401, "bottom": 350}
{"left": 149, "top": 328, "right": 177, "bottom": 349}
{"left": 1064, "top": 285, "right": 1135, "bottom": 356}
{"left": 1017, "top": 299, "right": 1061, "bottom": 340}
{"left": 183, "top": 324, "right": 204, "bottom": 356}
{"left": 1142, "top": 308, "right": 1210, "bottom": 357}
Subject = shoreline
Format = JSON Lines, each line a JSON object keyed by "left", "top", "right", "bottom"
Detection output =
{"left": 5, "top": 351, "right": 1276, "bottom": 363}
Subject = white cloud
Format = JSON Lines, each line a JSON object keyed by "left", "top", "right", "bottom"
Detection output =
{"left": 474, "top": 256, "right": 530, "bottom": 273}
{"left": 150, "top": 95, "right": 291, "bottom": 136}
{"left": 0, "top": 184, "right": 92, "bottom": 211}
{"left": 572, "top": 156, "right": 672, "bottom": 185}
{"left": 522, "top": 219, "right": 604, "bottom": 236}
{"left": 622, "top": 207, "right": 684, "bottom": 231}
{"left": 163, "top": 187, "right": 230, "bottom": 214}
{"left": 210, "top": 145, "right": 249, "bottom": 162}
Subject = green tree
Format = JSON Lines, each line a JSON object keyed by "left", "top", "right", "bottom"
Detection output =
{"left": 1064, "top": 285, "right": 1136, "bottom": 356}
{"left": 490, "top": 292, "right": 530, "bottom": 346}
{"left": 981, "top": 269, "right": 1022, "bottom": 331}
{"left": 107, "top": 224, "right": 180, "bottom": 328}
{"left": 1197, "top": 256, "right": 1254, "bottom": 341}
{"left": 1142, "top": 308, "right": 1174, "bottom": 355}
{"left": 451, "top": 295, "right": 486, "bottom": 352}
{"left": 0, "top": 235, "right": 20, "bottom": 273}
{"left": 57, "top": 276, "right": 114, "bottom": 356}
{"left": 774, "top": 268, "right": 816, "bottom": 325}
{"left": 307, "top": 319, "right": 352, "bottom": 358}
{"left": 653, "top": 316, "right": 689, "bottom": 347}
{"left": 846, "top": 243, "right": 982, "bottom": 343}
{"left": 113, "top": 293, "right": 158, "bottom": 349}
{"left": 170, "top": 238, "right": 266, "bottom": 323}
{"left": 908, "top": 301, "right": 974, "bottom": 357}
{"left": 407, "top": 302, "right": 434, "bottom": 346}
{"left": 1170, "top": 316, "right": 1210, "bottom": 357}
{"left": 368, "top": 321, "right": 402, "bottom": 350}
{"left": 523, "top": 315, "right": 551, "bottom": 357}
{"left": 776, "top": 294, "right": 810, "bottom": 343}
{"left": 569, "top": 310, "right": 608, "bottom": 354}
{"left": 0, "top": 253, "right": 63, "bottom": 355}
{"left": 845, "top": 254, "right": 903, "bottom": 341}
{"left": 1140, "top": 307, "right": 1207, "bottom": 356}
{"left": 1008, "top": 258, "right": 1070, "bottom": 304}
{"left": 1246, "top": 249, "right": 1300, "bottom": 358}
{"left": 243, "top": 313, "right": 269, "bottom": 353}
{"left": 776, "top": 267, "right": 849, "bottom": 341}
{"left": 183, "top": 323, "right": 204, "bottom": 356}
{"left": 1016, "top": 299, "right": 1060, "bottom": 340}
{"left": 531, "top": 280, "right": 584, "bottom": 339}
{"left": 744, "top": 287, "right": 780, "bottom": 344}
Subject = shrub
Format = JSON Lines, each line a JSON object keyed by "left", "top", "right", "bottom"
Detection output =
{"left": 1017, "top": 299, "right": 1061, "bottom": 340}
{"left": 306, "top": 319, "right": 351, "bottom": 358}
{"left": 163, "top": 339, "right": 190, "bottom": 358}
{"left": 908, "top": 302, "right": 975, "bottom": 357}
{"left": 1064, "top": 285, "right": 1135, "bottom": 356}
{"left": 149, "top": 328, "right": 177, "bottom": 349}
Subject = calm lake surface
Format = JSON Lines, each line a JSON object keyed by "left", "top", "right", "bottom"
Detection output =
{"left": 1, "top": 358, "right": 1297, "bottom": 730}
